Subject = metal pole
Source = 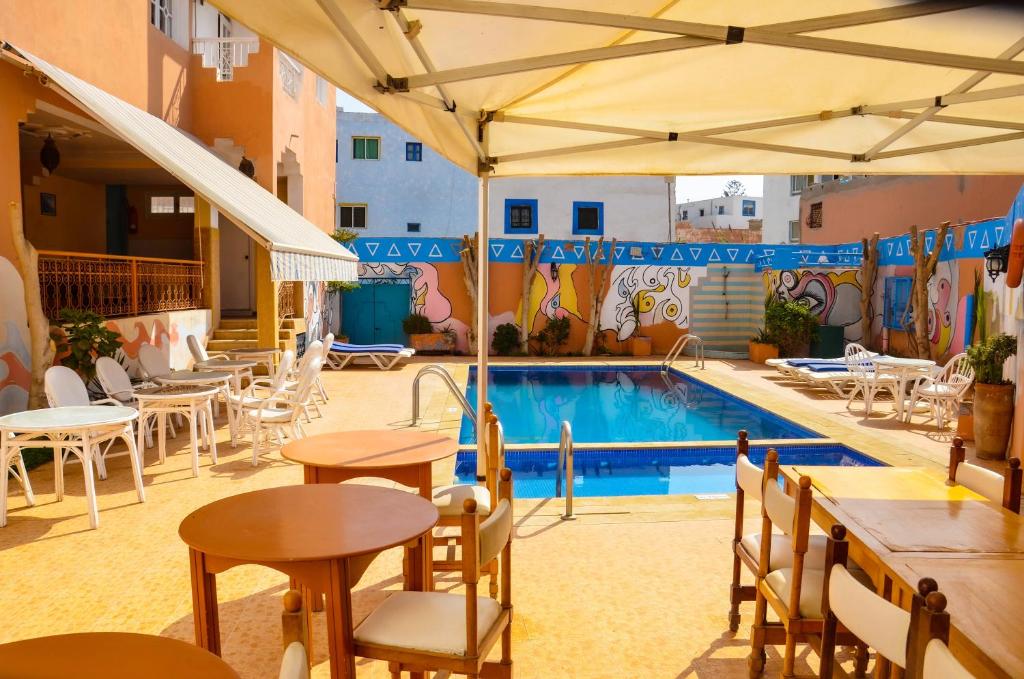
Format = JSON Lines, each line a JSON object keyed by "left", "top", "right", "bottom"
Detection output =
{"left": 475, "top": 168, "right": 490, "bottom": 479}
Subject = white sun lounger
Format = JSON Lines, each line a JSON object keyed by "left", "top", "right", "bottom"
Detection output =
{"left": 324, "top": 342, "right": 416, "bottom": 370}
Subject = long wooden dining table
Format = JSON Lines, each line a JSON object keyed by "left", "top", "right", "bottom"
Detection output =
{"left": 780, "top": 464, "right": 1024, "bottom": 679}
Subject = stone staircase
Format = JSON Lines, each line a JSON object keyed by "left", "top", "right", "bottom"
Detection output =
{"left": 688, "top": 264, "right": 764, "bottom": 357}
{"left": 208, "top": 316, "right": 307, "bottom": 356}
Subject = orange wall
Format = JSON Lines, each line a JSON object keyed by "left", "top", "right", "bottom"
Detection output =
{"left": 21, "top": 175, "right": 106, "bottom": 253}
{"left": 0, "top": 0, "right": 192, "bottom": 126}
{"left": 800, "top": 176, "right": 1024, "bottom": 244}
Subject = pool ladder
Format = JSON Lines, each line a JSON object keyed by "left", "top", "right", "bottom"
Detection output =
{"left": 662, "top": 334, "right": 705, "bottom": 372}
{"left": 410, "top": 364, "right": 477, "bottom": 430}
{"left": 554, "top": 421, "right": 576, "bottom": 520}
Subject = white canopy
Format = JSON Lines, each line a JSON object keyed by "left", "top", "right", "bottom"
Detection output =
{"left": 11, "top": 46, "right": 358, "bottom": 282}
{"left": 209, "top": 0, "right": 1024, "bottom": 176}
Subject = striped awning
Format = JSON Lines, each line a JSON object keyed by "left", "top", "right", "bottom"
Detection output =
{"left": 13, "top": 46, "right": 357, "bottom": 282}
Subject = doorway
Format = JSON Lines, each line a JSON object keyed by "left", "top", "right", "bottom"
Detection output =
{"left": 341, "top": 282, "right": 410, "bottom": 345}
{"left": 219, "top": 218, "right": 254, "bottom": 314}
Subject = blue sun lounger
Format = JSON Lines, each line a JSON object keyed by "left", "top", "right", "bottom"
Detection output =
{"left": 325, "top": 341, "right": 416, "bottom": 370}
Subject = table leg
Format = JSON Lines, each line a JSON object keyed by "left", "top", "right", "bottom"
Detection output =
{"left": 189, "top": 547, "right": 221, "bottom": 655}
{"left": 123, "top": 424, "right": 146, "bottom": 503}
{"left": 14, "top": 448, "right": 34, "bottom": 507}
{"left": 0, "top": 437, "right": 9, "bottom": 528}
{"left": 53, "top": 445, "right": 64, "bottom": 501}
{"left": 416, "top": 463, "right": 435, "bottom": 591}
{"left": 158, "top": 412, "right": 167, "bottom": 464}
{"left": 223, "top": 385, "right": 237, "bottom": 449}
{"left": 206, "top": 401, "right": 218, "bottom": 464}
{"left": 137, "top": 411, "right": 147, "bottom": 467}
{"left": 325, "top": 559, "right": 356, "bottom": 679}
{"left": 188, "top": 407, "right": 200, "bottom": 478}
{"left": 81, "top": 433, "right": 100, "bottom": 530}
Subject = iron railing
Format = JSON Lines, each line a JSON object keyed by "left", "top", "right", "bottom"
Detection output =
{"left": 191, "top": 36, "right": 260, "bottom": 82}
{"left": 555, "top": 421, "right": 576, "bottom": 520}
{"left": 662, "top": 334, "right": 705, "bottom": 371}
{"left": 278, "top": 281, "right": 296, "bottom": 318}
{"left": 38, "top": 250, "right": 203, "bottom": 320}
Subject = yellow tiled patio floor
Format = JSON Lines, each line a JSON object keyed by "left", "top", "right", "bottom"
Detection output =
{"left": 0, "top": 357, "right": 960, "bottom": 678}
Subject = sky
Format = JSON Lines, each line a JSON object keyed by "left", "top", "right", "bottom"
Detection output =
{"left": 338, "top": 91, "right": 764, "bottom": 203}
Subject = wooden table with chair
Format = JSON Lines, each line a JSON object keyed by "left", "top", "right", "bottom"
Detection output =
{"left": 179, "top": 483, "right": 439, "bottom": 679}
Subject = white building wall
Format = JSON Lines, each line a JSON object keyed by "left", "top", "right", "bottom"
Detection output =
{"left": 762, "top": 175, "right": 801, "bottom": 244}
{"left": 675, "top": 195, "right": 761, "bottom": 229}
{"left": 488, "top": 175, "right": 675, "bottom": 241}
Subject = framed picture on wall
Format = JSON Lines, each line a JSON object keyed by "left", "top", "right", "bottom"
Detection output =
{"left": 40, "top": 192, "right": 57, "bottom": 217}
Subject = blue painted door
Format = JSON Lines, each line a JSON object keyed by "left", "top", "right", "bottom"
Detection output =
{"left": 341, "top": 282, "right": 410, "bottom": 345}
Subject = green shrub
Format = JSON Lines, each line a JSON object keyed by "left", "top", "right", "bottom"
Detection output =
{"left": 966, "top": 333, "right": 1017, "bottom": 385}
{"left": 764, "top": 297, "right": 818, "bottom": 357}
{"left": 750, "top": 327, "right": 774, "bottom": 345}
{"left": 532, "top": 316, "right": 571, "bottom": 356}
{"left": 51, "top": 308, "right": 122, "bottom": 381}
{"left": 492, "top": 323, "right": 521, "bottom": 356}
{"left": 402, "top": 313, "right": 433, "bottom": 335}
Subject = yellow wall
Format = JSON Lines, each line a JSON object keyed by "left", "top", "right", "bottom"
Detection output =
{"left": 21, "top": 174, "right": 106, "bottom": 253}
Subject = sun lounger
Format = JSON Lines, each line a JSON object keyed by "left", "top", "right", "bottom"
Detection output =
{"left": 324, "top": 342, "right": 416, "bottom": 370}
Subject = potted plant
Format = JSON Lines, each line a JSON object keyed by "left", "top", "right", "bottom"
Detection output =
{"left": 492, "top": 322, "right": 521, "bottom": 356}
{"left": 50, "top": 308, "right": 123, "bottom": 392}
{"left": 966, "top": 333, "right": 1017, "bottom": 459}
{"left": 748, "top": 327, "right": 779, "bottom": 364}
{"left": 764, "top": 297, "right": 819, "bottom": 358}
{"left": 531, "top": 316, "right": 571, "bottom": 356}
{"left": 402, "top": 313, "right": 453, "bottom": 354}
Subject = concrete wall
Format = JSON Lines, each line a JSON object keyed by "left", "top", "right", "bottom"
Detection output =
{"left": 106, "top": 309, "right": 212, "bottom": 377}
{"left": 675, "top": 195, "right": 761, "bottom": 230}
{"left": 488, "top": 176, "right": 675, "bottom": 241}
{"left": 799, "top": 175, "right": 1024, "bottom": 245}
{"left": 762, "top": 175, "right": 800, "bottom": 244}
{"left": 336, "top": 111, "right": 479, "bottom": 237}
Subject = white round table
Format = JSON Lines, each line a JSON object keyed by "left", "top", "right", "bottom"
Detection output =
{"left": 156, "top": 371, "right": 238, "bottom": 447}
{"left": 0, "top": 406, "right": 143, "bottom": 529}
{"left": 224, "top": 347, "right": 279, "bottom": 377}
{"left": 135, "top": 385, "right": 220, "bottom": 477}
{"left": 871, "top": 356, "right": 936, "bottom": 420}
{"left": 194, "top": 359, "right": 256, "bottom": 394}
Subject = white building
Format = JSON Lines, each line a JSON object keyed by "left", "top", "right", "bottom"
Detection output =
{"left": 762, "top": 175, "right": 853, "bottom": 244}
{"left": 488, "top": 176, "right": 676, "bottom": 241}
{"left": 676, "top": 195, "right": 761, "bottom": 230}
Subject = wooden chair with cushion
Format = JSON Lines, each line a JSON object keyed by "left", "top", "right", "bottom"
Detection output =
{"left": 434, "top": 404, "right": 503, "bottom": 596}
{"left": 819, "top": 524, "right": 902, "bottom": 678}
{"left": 729, "top": 431, "right": 828, "bottom": 631}
{"left": 948, "top": 436, "right": 1022, "bottom": 513}
{"left": 748, "top": 451, "right": 867, "bottom": 678}
{"left": 354, "top": 468, "right": 514, "bottom": 679}
{"left": 279, "top": 589, "right": 310, "bottom": 679}
{"left": 912, "top": 589, "right": 975, "bottom": 678}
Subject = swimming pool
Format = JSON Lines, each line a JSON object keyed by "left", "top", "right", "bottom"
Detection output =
{"left": 459, "top": 365, "right": 819, "bottom": 445}
{"left": 455, "top": 444, "right": 882, "bottom": 498}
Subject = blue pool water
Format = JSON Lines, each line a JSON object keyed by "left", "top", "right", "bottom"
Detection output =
{"left": 455, "top": 444, "right": 882, "bottom": 498}
{"left": 459, "top": 366, "right": 818, "bottom": 445}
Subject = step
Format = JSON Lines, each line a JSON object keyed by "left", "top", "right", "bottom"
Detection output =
{"left": 212, "top": 328, "right": 258, "bottom": 339}
{"left": 208, "top": 339, "right": 258, "bottom": 351}
{"left": 218, "top": 318, "right": 256, "bottom": 330}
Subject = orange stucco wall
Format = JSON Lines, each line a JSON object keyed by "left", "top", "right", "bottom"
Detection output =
{"left": 800, "top": 176, "right": 1024, "bottom": 245}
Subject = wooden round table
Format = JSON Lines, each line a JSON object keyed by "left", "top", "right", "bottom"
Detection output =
{"left": 0, "top": 632, "right": 240, "bottom": 678}
{"left": 281, "top": 429, "right": 459, "bottom": 498}
{"left": 179, "top": 484, "right": 438, "bottom": 679}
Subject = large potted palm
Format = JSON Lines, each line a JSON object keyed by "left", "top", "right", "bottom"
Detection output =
{"left": 966, "top": 333, "right": 1017, "bottom": 459}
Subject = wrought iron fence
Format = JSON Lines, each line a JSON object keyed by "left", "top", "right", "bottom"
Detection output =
{"left": 278, "top": 280, "right": 296, "bottom": 318}
{"left": 38, "top": 250, "right": 204, "bottom": 320}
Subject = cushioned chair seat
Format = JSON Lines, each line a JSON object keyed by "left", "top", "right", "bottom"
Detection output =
{"left": 764, "top": 566, "right": 873, "bottom": 619}
{"left": 919, "top": 384, "right": 958, "bottom": 396}
{"left": 740, "top": 532, "right": 828, "bottom": 571}
{"left": 247, "top": 407, "right": 292, "bottom": 422}
{"left": 433, "top": 484, "right": 491, "bottom": 516}
{"left": 354, "top": 591, "right": 501, "bottom": 656}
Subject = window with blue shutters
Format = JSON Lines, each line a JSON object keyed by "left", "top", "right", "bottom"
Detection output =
{"left": 504, "top": 199, "right": 538, "bottom": 234}
{"left": 405, "top": 142, "right": 422, "bottom": 161}
{"left": 883, "top": 276, "right": 913, "bottom": 330}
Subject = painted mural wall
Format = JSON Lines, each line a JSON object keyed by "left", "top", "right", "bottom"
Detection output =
{"left": 106, "top": 309, "right": 211, "bottom": 378}
{"left": 764, "top": 268, "right": 864, "bottom": 342}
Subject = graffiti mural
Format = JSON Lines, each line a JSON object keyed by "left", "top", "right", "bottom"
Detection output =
{"left": 304, "top": 282, "right": 328, "bottom": 340}
{"left": 926, "top": 261, "right": 958, "bottom": 357}
{"left": 516, "top": 263, "right": 583, "bottom": 331}
{"left": 0, "top": 257, "right": 31, "bottom": 414}
{"left": 769, "top": 269, "right": 863, "bottom": 340}
{"left": 107, "top": 310, "right": 211, "bottom": 376}
{"left": 600, "top": 266, "right": 694, "bottom": 341}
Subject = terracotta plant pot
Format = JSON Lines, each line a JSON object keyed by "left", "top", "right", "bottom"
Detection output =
{"left": 748, "top": 341, "right": 779, "bottom": 364}
{"left": 973, "top": 383, "right": 1015, "bottom": 460}
{"left": 408, "top": 332, "right": 454, "bottom": 354}
{"left": 955, "top": 401, "right": 974, "bottom": 442}
{"left": 631, "top": 336, "right": 653, "bottom": 357}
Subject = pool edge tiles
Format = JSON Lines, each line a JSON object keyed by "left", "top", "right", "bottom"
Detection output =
{"left": 459, "top": 363, "right": 824, "bottom": 445}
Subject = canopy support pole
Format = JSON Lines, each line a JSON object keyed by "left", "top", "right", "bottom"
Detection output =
{"left": 475, "top": 154, "right": 490, "bottom": 479}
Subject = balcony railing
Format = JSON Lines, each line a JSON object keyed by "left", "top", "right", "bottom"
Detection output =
{"left": 192, "top": 36, "right": 260, "bottom": 82}
{"left": 278, "top": 281, "right": 296, "bottom": 318}
{"left": 38, "top": 251, "right": 204, "bottom": 321}
{"left": 278, "top": 52, "right": 304, "bottom": 99}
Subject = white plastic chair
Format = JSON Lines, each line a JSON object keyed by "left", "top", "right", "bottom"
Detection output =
{"left": 316, "top": 333, "right": 333, "bottom": 403}
{"left": 845, "top": 346, "right": 899, "bottom": 417}
{"left": 44, "top": 365, "right": 138, "bottom": 482}
{"left": 237, "top": 354, "right": 323, "bottom": 465}
{"left": 138, "top": 340, "right": 172, "bottom": 379}
{"left": 906, "top": 352, "right": 974, "bottom": 428}
{"left": 226, "top": 349, "right": 295, "bottom": 420}
{"left": 284, "top": 340, "right": 324, "bottom": 420}
{"left": 187, "top": 334, "right": 229, "bottom": 364}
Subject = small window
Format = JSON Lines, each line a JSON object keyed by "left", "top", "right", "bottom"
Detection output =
{"left": 149, "top": 196, "right": 176, "bottom": 214}
{"left": 788, "top": 219, "right": 800, "bottom": 243}
{"left": 717, "top": 205, "right": 725, "bottom": 215}
{"left": 407, "top": 222, "right": 421, "bottom": 233}
{"left": 883, "top": 276, "right": 913, "bottom": 330}
{"left": 178, "top": 196, "right": 195, "bottom": 214}
{"left": 699, "top": 208, "right": 705, "bottom": 217}
{"left": 150, "top": 0, "right": 172, "bottom": 37}
{"left": 742, "top": 199, "right": 756, "bottom": 217}
{"left": 572, "top": 201, "right": 603, "bottom": 235}
{"left": 406, "top": 142, "right": 423, "bottom": 162}
{"left": 808, "top": 202, "right": 823, "bottom": 229}
{"left": 681, "top": 210, "right": 688, "bottom": 219}
{"left": 504, "top": 199, "right": 538, "bottom": 234}
{"left": 352, "top": 136, "right": 380, "bottom": 160}
{"left": 339, "top": 203, "right": 367, "bottom": 229}
{"left": 315, "top": 76, "right": 328, "bottom": 106}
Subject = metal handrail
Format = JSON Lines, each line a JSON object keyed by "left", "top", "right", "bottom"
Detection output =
{"left": 410, "top": 364, "right": 477, "bottom": 430}
{"left": 555, "top": 421, "right": 575, "bottom": 520}
{"left": 662, "top": 334, "right": 705, "bottom": 372}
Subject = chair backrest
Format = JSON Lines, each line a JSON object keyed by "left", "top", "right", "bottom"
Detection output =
{"left": 320, "top": 333, "right": 334, "bottom": 362}
{"left": 844, "top": 342, "right": 873, "bottom": 374}
{"left": 923, "top": 638, "right": 974, "bottom": 678}
{"left": 291, "top": 354, "right": 324, "bottom": 403}
{"left": 279, "top": 590, "right": 310, "bottom": 679}
{"left": 270, "top": 349, "right": 296, "bottom": 390}
{"left": 907, "top": 582, "right": 973, "bottom": 678}
{"left": 938, "top": 352, "right": 974, "bottom": 393}
{"left": 138, "top": 341, "right": 171, "bottom": 379}
{"left": 295, "top": 340, "right": 323, "bottom": 375}
{"left": 95, "top": 356, "right": 135, "bottom": 402}
{"left": 187, "top": 334, "right": 208, "bottom": 363}
{"left": 460, "top": 468, "right": 513, "bottom": 658}
{"left": 948, "top": 437, "right": 1022, "bottom": 513}
{"left": 734, "top": 430, "right": 763, "bottom": 501}
{"left": 44, "top": 365, "right": 91, "bottom": 407}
